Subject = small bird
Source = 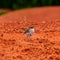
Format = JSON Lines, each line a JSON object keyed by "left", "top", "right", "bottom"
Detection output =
{"left": 21, "top": 27, "right": 35, "bottom": 36}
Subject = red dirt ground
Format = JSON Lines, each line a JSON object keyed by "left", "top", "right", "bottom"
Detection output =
{"left": 0, "top": 6, "right": 60, "bottom": 60}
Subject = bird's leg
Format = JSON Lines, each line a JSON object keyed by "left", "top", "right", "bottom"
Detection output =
{"left": 26, "top": 35, "right": 30, "bottom": 41}
{"left": 26, "top": 35, "right": 33, "bottom": 42}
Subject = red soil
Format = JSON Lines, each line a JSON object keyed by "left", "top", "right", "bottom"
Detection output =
{"left": 0, "top": 6, "right": 60, "bottom": 60}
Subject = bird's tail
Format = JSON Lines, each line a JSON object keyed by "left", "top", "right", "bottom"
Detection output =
{"left": 20, "top": 28, "right": 26, "bottom": 32}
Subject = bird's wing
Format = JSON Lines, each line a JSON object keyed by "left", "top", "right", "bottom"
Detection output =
{"left": 24, "top": 29, "right": 29, "bottom": 33}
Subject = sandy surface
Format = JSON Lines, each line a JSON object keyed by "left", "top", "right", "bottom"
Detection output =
{"left": 0, "top": 6, "right": 60, "bottom": 60}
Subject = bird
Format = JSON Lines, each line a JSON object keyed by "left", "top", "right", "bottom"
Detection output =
{"left": 21, "top": 27, "right": 35, "bottom": 36}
